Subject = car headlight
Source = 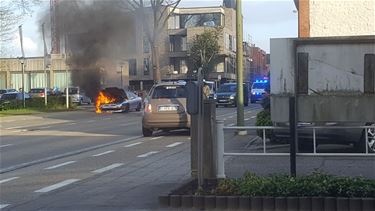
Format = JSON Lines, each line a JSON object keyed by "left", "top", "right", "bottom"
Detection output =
{"left": 229, "top": 94, "right": 235, "bottom": 99}
{"left": 252, "top": 92, "right": 256, "bottom": 95}
{"left": 213, "top": 94, "right": 217, "bottom": 100}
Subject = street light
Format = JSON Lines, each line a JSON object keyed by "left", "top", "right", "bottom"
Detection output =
{"left": 117, "top": 65, "right": 123, "bottom": 89}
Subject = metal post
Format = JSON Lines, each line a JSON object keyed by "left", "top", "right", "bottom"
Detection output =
{"left": 66, "top": 69, "right": 69, "bottom": 109}
{"left": 44, "top": 66, "right": 48, "bottom": 107}
{"left": 289, "top": 96, "right": 297, "bottom": 177}
{"left": 21, "top": 60, "right": 25, "bottom": 108}
{"left": 236, "top": 0, "right": 245, "bottom": 134}
{"left": 216, "top": 120, "right": 225, "bottom": 178}
{"left": 263, "top": 129, "right": 266, "bottom": 153}
{"left": 197, "top": 67, "right": 204, "bottom": 187}
{"left": 313, "top": 128, "right": 317, "bottom": 154}
{"left": 365, "top": 128, "right": 369, "bottom": 154}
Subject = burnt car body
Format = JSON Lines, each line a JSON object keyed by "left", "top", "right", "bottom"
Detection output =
{"left": 99, "top": 88, "right": 142, "bottom": 113}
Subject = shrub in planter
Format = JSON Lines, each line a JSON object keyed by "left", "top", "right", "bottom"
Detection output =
{"left": 255, "top": 110, "right": 273, "bottom": 138}
{"left": 214, "top": 172, "right": 375, "bottom": 198}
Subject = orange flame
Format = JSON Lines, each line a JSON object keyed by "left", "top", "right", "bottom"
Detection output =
{"left": 95, "top": 91, "right": 116, "bottom": 113}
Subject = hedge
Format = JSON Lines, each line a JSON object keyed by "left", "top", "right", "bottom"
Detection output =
{"left": 0, "top": 96, "right": 76, "bottom": 111}
{"left": 214, "top": 172, "right": 375, "bottom": 198}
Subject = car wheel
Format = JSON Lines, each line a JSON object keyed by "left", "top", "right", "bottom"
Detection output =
{"left": 356, "top": 123, "right": 375, "bottom": 153}
{"left": 136, "top": 103, "right": 141, "bottom": 111}
{"left": 142, "top": 127, "right": 153, "bottom": 137}
{"left": 122, "top": 104, "right": 129, "bottom": 113}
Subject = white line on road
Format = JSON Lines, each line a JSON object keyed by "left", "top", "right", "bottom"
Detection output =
{"left": 5, "top": 126, "right": 23, "bottom": 130}
{"left": 0, "top": 204, "right": 10, "bottom": 209}
{"left": 166, "top": 142, "right": 183, "bottom": 148}
{"left": 86, "top": 120, "right": 96, "bottom": 123}
{"left": 66, "top": 122, "right": 77, "bottom": 125}
{"left": 245, "top": 118, "right": 250, "bottom": 121}
{"left": 137, "top": 151, "right": 159, "bottom": 158}
{"left": 45, "top": 161, "right": 76, "bottom": 170}
{"left": 35, "top": 179, "right": 79, "bottom": 193}
{"left": 251, "top": 116, "right": 256, "bottom": 119}
{"left": 103, "top": 118, "right": 112, "bottom": 120}
{"left": 151, "top": 136, "right": 164, "bottom": 140}
{"left": 124, "top": 142, "right": 143, "bottom": 148}
{"left": 0, "top": 144, "right": 13, "bottom": 148}
{"left": 229, "top": 116, "right": 234, "bottom": 118}
{"left": 228, "top": 123, "right": 235, "bottom": 126}
{"left": 0, "top": 177, "right": 19, "bottom": 184}
{"left": 92, "top": 150, "right": 114, "bottom": 157}
{"left": 120, "top": 122, "right": 138, "bottom": 127}
{"left": 38, "top": 126, "right": 51, "bottom": 129}
{"left": 92, "top": 163, "right": 124, "bottom": 174}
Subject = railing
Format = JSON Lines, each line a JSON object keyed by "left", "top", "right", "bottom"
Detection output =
{"left": 216, "top": 120, "right": 375, "bottom": 178}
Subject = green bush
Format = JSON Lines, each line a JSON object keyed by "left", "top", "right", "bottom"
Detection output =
{"left": 214, "top": 172, "right": 375, "bottom": 197}
{"left": 0, "top": 96, "right": 76, "bottom": 111}
{"left": 255, "top": 110, "right": 273, "bottom": 138}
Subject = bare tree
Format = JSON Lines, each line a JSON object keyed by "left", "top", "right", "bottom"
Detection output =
{"left": 0, "top": 0, "right": 41, "bottom": 56}
{"left": 128, "top": 0, "right": 181, "bottom": 83}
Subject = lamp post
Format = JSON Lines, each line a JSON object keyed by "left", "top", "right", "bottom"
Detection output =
{"left": 236, "top": 0, "right": 245, "bottom": 134}
{"left": 20, "top": 58, "right": 25, "bottom": 108}
{"left": 117, "top": 65, "right": 123, "bottom": 89}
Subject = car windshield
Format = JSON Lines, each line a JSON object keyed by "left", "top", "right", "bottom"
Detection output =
{"left": 218, "top": 84, "right": 236, "bottom": 93}
{"left": 30, "top": 89, "right": 44, "bottom": 93}
{"left": 252, "top": 83, "right": 267, "bottom": 89}
{"left": 151, "top": 85, "right": 186, "bottom": 99}
{"left": 68, "top": 88, "right": 78, "bottom": 94}
{"left": 0, "top": 90, "right": 6, "bottom": 94}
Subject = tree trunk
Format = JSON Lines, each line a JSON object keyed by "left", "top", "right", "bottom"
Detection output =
{"left": 152, "top": 45, "right": 161, "bottom": 83}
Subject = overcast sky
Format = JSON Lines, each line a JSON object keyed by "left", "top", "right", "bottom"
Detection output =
{"left": 6, "top": 0, "right": 297, "bottom": 57}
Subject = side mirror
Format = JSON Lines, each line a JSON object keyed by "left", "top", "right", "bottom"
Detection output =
{"left": 186, "top": 81, "right": 199, "bottom": 115}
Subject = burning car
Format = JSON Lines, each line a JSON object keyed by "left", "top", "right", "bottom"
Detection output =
{"left": 96, "top": 87, "right": 142, "bottom": 113}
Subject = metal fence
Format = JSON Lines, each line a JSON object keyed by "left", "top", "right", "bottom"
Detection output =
{"left": 216, "top": 120, "right": 375, "bottom": 178}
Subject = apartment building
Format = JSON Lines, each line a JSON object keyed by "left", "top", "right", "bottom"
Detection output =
{"left": 128, "top": 5, "right": 238, "bottom": 90}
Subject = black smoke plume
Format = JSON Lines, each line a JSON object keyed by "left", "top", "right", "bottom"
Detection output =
{"left": 40, "top": 0, "right": 136, "bottom": 98}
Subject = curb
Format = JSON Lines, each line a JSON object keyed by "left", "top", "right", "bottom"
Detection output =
{"left": 159, "top": 195, "right": 375, "bottom": 210}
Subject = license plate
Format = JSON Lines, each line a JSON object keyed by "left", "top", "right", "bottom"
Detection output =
{"left": 219, "top": 100, "right": 227, "bottom": 102}
{"left": 158, "top": 106, "right": 178, "bottom": 111}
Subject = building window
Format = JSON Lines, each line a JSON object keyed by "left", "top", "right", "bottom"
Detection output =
{"left": 143, "top": 58, "right": 150, "bottom": 75}
{"left": 168, "top": 15, "right": 180, "bottom": 29}
{"left": 170, "top": 35, "right": 187, "bottom": 52}
{"left": 129, "top": 59, "right": 137, "bottom": 76}
{"left": 170, "top": 58, "right": 188, "bottom": 74}
{"left": 179, "top": 13, "right": 222, "bottom": 29}
{"left": 143, "top": 36, "right": 150, "bottom": 53}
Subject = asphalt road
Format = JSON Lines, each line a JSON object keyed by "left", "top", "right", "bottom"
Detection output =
{"left": 0, "top": 104, "right": 262, "bottom": 210}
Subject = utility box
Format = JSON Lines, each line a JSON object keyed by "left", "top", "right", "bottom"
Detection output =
{"left": 270, "top": 36, "right": 375, "bottom": 123}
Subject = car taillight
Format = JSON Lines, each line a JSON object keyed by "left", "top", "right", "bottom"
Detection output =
{"left": 39, "top": 93, "right": 44, "bottom": 97}
{"left": 145, "top": 104, "right": 152, "bottom": 113}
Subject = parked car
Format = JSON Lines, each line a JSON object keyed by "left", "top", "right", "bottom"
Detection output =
{"left": 0, "top": 92, "right": 31, "bottom": 101}
{"left": 271, "top": 122, "right": 375, "bottom": 153}
{"left": 0, "top": 89, "right": 18, "bottom": 98}
{"left": 63, "top": 87, "right": 91, "bottom": 105}
{"left": 142, "top": 81, "right": 190, "bottom": 137}
{"left": 29, "top": 88, "right": 51, "bottom": 98}
{"left": 216, "top": 83, "right": 249, "bottom": 107}
{"left": 99, "top": 87, "right": 142, "bottom": 113}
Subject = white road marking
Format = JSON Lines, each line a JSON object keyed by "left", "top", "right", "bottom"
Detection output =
{"left": 245, "top": 118, "right": 250, "bottom": 121}
{"left": 187, "top": 137, "right": 191, "bottom": 140}
{"left": 151, "top": 136, "right": 164, "bottom": 140}
{"left": 92, "top": 163, "right": 123, "bottom": 174}
{"left": 251, "top": 116, "right": 256, "bottom": 119}
{"left": 66, "top": 122, "right": 77, "bottom": 125}
{"left": 103, "top": 117, "right": 112, "bottom": 120}
{"left": 34, "top": 179, "right": 79, "bottom": 193}
{"left": 5, "top": 126, "right": 23, "bottom": 130}
{"left": 0, "top": 177, "right": 19, "bottom": 184}
{"left": 0, "top": 204, "right": 10, "bottom": 209}
{"left": 0, "top": 144, "right": 13, "bottom": 148}
{"left": 120, "top": 122, "right": 138, "bottom": 127}
{"left": 137, "top": 151, "right": 159, "bottom": 158}
{"left": 228, "top": 123, "right": 235, "bottom": 126}
{"left": 166, "top": 142, "right": 183, "bottom": 148}
{"left": 92, "top": 150, "right": 114, "bottom": 157}
{"left": 38, "top": 126, "right": 51, "bottom": 129}
{"left": 124, "top": 142, "right": 143, "bottom": 148}
{"left": 229, "top": 116, "right": 234, "bottom": 118}
{"left": 45, "top": 161, "right": 76, "bottom": 170}
{"left": 86, "top": 120, "right": 96, "bottom": 123}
